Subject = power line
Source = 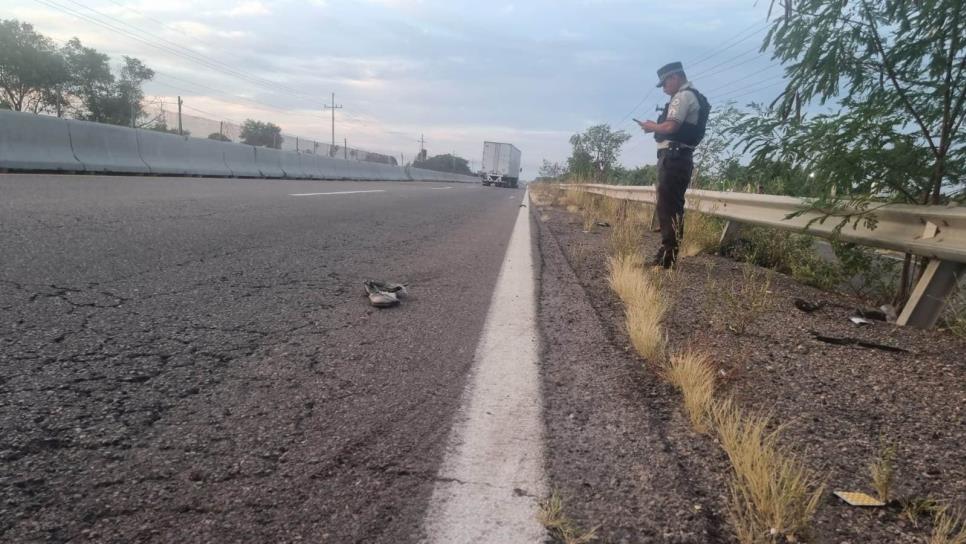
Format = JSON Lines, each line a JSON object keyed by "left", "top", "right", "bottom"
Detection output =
{"left": 62, "top": 0, "right": 320, "bottom": 102}
{"left": 610, "top": 18, "right": 770, "bottom": 130}
{"left": 686, "top": 21, "right": 769, "bottom": 69}
{"left": 33, "top": 0, "right": 321, "bottom": 105}
{"left": 709, "top": 73, "right": 788, "bottom": 102}
{"left": 151, "top": 72, "right": 320, "bottom": 119}
{"left": 716, "top": 79, "right": 790, "bottom": 103}
{"left": 692, "top": 45, "right": 765, "bottom": 79}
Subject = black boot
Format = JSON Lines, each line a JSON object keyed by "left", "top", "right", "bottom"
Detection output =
{"left": 649, "top": 246, "right": 677, "bottom": 269}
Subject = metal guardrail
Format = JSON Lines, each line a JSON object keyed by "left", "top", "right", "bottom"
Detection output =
{"left": 567, "top": 183, "right": 966, "bottom": 329}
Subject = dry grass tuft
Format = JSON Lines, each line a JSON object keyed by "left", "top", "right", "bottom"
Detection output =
{"left": 711, "top": 399, "right": 825, "bottom": 543}
{"left": 607, "top": 254, "right": 668, "bottom": 363}
{"left": 681, "top": 209, "right": 724, "bottom": 257}
{"left": 529, "top": 182, "right": 563, "bottom": 207}
{"left": 537, "top": 491, "right": 599, "bottom": 544}
{"left": 707, "top": 263, "right": 776, "bottom": 335}
{"left": 626, "top": 304, "right": 669, "bottom": 365}
{"left": 664, "top": 349, "right": 716, "bottom": 433}
{"left": 568, "top": 240, "right": 593, "bottom": 271}
{"left": 869, "top": 440, "right": 898, "bottom": 503}
{"left": 930, "top": 508, "right": 966, "bottom": 544}
{"left": 902, "top": 497, "right": 943, "bottom": 528}
{"left": 608, "top": 219, "right": 645, "bottom": 259}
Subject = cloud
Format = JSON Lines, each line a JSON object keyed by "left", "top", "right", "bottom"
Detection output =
{"left": 225, "top": 1, "right": 271, "bottom": 17}
{"left": 168, "top": 21, "right": 248, "bottom": 40}
{"left": 8, "top": 0, "right": 776, "bottom": 174}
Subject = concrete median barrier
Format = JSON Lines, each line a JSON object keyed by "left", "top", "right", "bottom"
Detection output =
{"left": 301, "top": 153, "right": 325, "bottom": 179}
{"left": 254, "top": 147, "right": 285, "bottom": 178}
{"left": 136, "top": 129, "right": 190, "bottom": 176}
{"left": 316, "top": 155, "right": 345, "bottom": 179}
{"left": 222, "top": 142, "right": 261, "bottom": 178}
{"left": 67, "top": 119, "right": 149, "bottom": 174}
{"left": 185, "top": 137, "right": 232, "bottom": 177}
{"left": 0, "top": 110, "right": 83, "bottom": 172}
{"left": 370, "top": 162, "right": 409, "bottom": 181}
{"left": 280, "top": 150, "right": 309, "bottom": 179}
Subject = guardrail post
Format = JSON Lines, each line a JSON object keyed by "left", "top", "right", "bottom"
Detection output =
{"left": 718, "top": 221, "right": 743, "bottom": 253}
{"left": 897, "top": 260, "right": 964, "bottom": 328}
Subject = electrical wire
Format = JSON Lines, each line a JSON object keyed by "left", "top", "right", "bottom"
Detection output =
{"left": 34, "top": 0, "right": 322, "bottom": 105}
{"left": 610, "top": 18, "right": 771, "bottom": 129}
{"left": 685, "top": 21, "right": 769, "bottom": 69}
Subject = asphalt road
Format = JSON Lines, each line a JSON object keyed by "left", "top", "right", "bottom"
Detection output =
{"left": 0, "top": 174, "right": 524, "bottom": 543}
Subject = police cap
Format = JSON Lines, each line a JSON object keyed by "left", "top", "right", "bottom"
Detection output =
{"left": 656, "top": 61, "right": 685, "bottom": 87}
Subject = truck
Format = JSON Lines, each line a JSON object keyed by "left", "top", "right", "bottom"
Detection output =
{"left": 480, "top": 141, "right": 522, "bottom": 188}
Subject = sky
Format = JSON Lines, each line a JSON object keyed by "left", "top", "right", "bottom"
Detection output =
{"left": 7, "top": 0, "right": 788, "bottom": 177}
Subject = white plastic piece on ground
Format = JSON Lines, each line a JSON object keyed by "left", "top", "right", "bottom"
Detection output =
{"left": 422, "top": 191, "right": 546, "bottom": 544}
{"left": 67, "top": 118, "right": 149, "bottom": 174}
{"left": 0, "top": 110, "right": 83, "bottom": 172}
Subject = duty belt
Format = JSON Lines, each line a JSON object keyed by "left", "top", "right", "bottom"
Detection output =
{"left": 657, "top": 144, "right": 694, "bottom": 159}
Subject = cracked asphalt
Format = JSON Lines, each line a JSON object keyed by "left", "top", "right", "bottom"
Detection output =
{"left": 0, "top": 174, "right": 523, "bottom": 543}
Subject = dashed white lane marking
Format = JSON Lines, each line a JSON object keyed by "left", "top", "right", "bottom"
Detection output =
{"left": 422, "top": 191, "right": 546, "bottom": 544}
{"left": 288, "top": 190, "right": 386, "bottom": 197}
{"left": 430, "top": 186, "right": 454, "bottom": 190}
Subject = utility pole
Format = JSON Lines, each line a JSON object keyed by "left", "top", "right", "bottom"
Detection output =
{"left": 418, "top": 134, "right": 426, "bottom": 161}
{"left": 323, "top": 92, "right": 343, "bottom": 148}
{"left": 177, "top": 96, "right": 183, "bottom": 136}
{"left": 344, "top": 138, "right": 348, "bottom": 160}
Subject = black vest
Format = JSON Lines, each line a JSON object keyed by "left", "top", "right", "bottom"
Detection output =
{"left": 655, "top": 87, "right": 711, "bottom": 147}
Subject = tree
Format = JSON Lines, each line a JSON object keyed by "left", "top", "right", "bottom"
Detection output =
{"left": 240, "top": 119, "right": 283, "bottom": 148}
{"left": 732, "top": 0, "right": 966, "bottom": 305}
{"left": 567, "top": 124, "right": 631, "bottom": 180}
{"left": 62, "top": 37, "right": 113, "bottom": 119}
{"left": 413, "top": 153, "right": 473, "bottom": 174}
{"left": 0, "top": 20, "right": 70, "bottom": 113}
{"left": 734, "top": 0, "right": 966, "bottom": 206}
{"left": 538, "top": 159, "right": 566, "bottom": 180}
{"left": 612, "top": 164, "right": 658, "bottom": 186}
{"left": 208, "top": 132, "right": 231, "bottom": 142}
{"left": 146, "top": 121, "right": 189, "bottom": 137}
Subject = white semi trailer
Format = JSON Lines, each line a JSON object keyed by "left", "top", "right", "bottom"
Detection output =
{"left": 480, "top": 141, "right": 522, "bottom": 188}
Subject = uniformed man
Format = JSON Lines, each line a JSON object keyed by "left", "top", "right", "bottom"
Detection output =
{"left": 637, "top": 61, "right": 711, "bottom": 268}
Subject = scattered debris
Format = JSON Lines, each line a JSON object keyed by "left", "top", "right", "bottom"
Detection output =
{"left": 855, "top": 307, "right": 889, "bottom": 322}
{"left": 363, "top": 280, "right": 408, "bottom": 308}
{"left": 849, "top": 316, "right": 874, "bottom": 326}
{"left": 833, "top": 491, "right": 886, "bottom": 507}
{"left": 794, "top": 298, "right": 824, "bottom": 313}
{"left": 595, "top": 221, "right": 611, "bottom": 227}
{"left": 809, "top": 331, "right": 909, "bottom": 353}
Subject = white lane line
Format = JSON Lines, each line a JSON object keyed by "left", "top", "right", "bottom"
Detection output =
{"left": 429, "top": 186, "right": 454, "bottom": 190}
{"left": 288, "top": 190, "right": 386, "bottom": 197}
{"left": 423, "top": 191, "right": 546, "bottom": 544}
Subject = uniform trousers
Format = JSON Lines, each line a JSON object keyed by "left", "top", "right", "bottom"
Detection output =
{"left": 655, "top": 148, "right": 693, "bottom": 264}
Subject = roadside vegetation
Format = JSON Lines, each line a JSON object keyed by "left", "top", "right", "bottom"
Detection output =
{"left": 533, "top": 1, "right": 966, "bottom": 538}
{"left": 537, "top": 491, "right": 599, "bottom": 544}
{"left": 543, "top": 185, "right": 827, "bottom": 543}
